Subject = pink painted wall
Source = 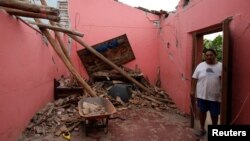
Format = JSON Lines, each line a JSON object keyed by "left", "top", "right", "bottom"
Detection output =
{"left": 68, "top": 0, "right": 161, "bottom": 83}
{"left": 1, "top": 0, "right": 250, "bottom": 140}
{"left": 159, "top": 0, "right": 250, "bottom": 123}
{"left": 0, "top": 13, "right": 68, "bottom": 140}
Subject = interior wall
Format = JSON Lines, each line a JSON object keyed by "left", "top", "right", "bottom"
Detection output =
{"left": 159, "top": 0, "right": 250, "bottom": 123}
{"left": 0, "top": 14, "right": 68, "bottom": 141}
{"left": 68, "top": 0, "right": 161, "bottom": 83}
{"left": 1, "top": 1, "right": 250, "bottom": 140}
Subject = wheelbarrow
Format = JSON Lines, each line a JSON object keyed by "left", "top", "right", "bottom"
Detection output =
{"left": 78, "top": 97, "right": 116, "bottom": 136}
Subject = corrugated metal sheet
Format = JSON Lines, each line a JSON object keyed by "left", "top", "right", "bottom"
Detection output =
{"left": 57, "top": 0, "right": 70, "bottom": 28}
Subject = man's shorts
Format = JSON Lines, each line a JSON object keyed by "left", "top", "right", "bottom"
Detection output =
{"left": 197, "top": 98, "right": 220, "bottom": 116}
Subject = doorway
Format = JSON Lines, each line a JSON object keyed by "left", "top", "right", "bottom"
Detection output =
{"left": 190, "top": 18, "right": 232, "bottom": 129}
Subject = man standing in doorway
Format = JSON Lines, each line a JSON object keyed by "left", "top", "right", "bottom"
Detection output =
{"left": 190, "top": 48, "right": 222, "bottom": 137}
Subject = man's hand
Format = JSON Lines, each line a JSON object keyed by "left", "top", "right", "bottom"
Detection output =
{"left": 190, "top": 92, "right": 195, "bottom": 102}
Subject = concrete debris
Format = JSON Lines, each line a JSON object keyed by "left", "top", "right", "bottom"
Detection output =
{"left": 22, "top": 95, "right": 82, "bottom": 138}
{"left": 81, "top": 102, "right": 106, "bottom": 116}
{"left": 21, "top": 68, "right": 182, "bottom": 139}
{"left": 57, "top": 75, "right": 79, "bottom": 88}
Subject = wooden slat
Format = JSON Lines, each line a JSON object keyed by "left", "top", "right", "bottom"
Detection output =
{"left": 0, "top": 0, "right": 59, "bottom": 15}
{"left": 34, "top": 0, "right": 96, "bottom": 97}
{"left": 0, "top": 6, "right": 60, "bottom": 22}
{"left": 40, "top": 0, "right": 70, "bottom": 61}
{"left": 16, "top": 16, "right": 42, "bottom": 34}
{"left": 40, "top": 28, "right": 96, "bottom": 97}
{"left": 220, "top": 17, "right": 232, "bottom": 124}
{"left": 28, "top": 22, "right": 84, "bottom": 37}
{"left": 190, "top": 33, "right": 197, "bottom": 128}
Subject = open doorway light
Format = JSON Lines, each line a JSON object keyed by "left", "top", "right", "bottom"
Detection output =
{"left": 118, "top": 0, "right": 180, "bottom": 11}
{"left": 204, "top": 31, "right": 223, "bottom": 62}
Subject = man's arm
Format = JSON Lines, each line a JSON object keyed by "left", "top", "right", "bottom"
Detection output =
{"left": 190, "top": 78, "right": 198, "bottom": 98}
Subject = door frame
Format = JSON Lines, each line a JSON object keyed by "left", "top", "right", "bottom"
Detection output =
{"left": 191, "top": 18, "right": 232, "bottom": 127}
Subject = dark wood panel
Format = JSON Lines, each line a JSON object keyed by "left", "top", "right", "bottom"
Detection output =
{"left": 221, "top": 18, "right": 232, "bottom": 124}
{"left": 77, "top": 34, "right": 135, "bottom": 75}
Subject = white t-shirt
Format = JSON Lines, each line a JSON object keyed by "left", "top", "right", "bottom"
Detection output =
{"left": 192, "top": 62, "right": 222, "bottom": 102}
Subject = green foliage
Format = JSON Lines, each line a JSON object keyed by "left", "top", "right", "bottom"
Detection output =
{"left": 204, "top": 34, "right": 223, "bottom": 62}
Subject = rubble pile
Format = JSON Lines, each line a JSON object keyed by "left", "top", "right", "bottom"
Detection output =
{"left": 22, "top": 68, "right": 181, "bottom": 138}
{"left": 91, "top": 80, "right": 177, "bottom": 111}
{"left": 90, "top": 69, "right": 177, "bottom": 112}
{"left": 23, "top": 95, "right": 82, "bottom": 138}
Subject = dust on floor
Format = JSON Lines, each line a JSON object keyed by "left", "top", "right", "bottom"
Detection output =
{"left": 18, "top": 107, "right": 198, "bottom": 141}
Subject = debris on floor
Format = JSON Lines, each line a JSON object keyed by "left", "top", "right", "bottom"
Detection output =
{"left": 22, "top": 95, "right": 82, "bottom": 138}
{"left": 19, "top": 68, "right": 192, "bottom": 141}
{"left": 19, "top": 107, "right": 196, "bottom": 141}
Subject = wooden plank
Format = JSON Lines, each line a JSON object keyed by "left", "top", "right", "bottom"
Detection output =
{"left": 41, "top": 29, "right": 96, "bottom": 97}
{"left": 221, "top": 17, "right": 232, "bottom": 124}
{"left": 16, "top": 16, "right": 42, "bottom": 34}
{"left": 0, "top": 0, "right": 59, "bottom": 15}
{"left": 29, "top": 21, "right": 84, "bottom": 37}
{"left": 0, "top": 6, "right": 60, "bottom": 22}
{"left": 37, "top": 0, "right": 96, "bottom": 97}
{"left": 30, "top": 15, "right": 96, "bottom": 96}
{"left": 190, "top": 33, "right": 196, "bottom": 128}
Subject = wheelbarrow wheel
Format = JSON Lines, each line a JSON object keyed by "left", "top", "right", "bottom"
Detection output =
{"left": 103, "top": 118, "right": 109, "bottom": 134}
{"left": 85, "top": 127, "right": 89, "bottom": 137}
{"left": 104, "top": 126, "right": 108, "bottom": 134}
{"left": 84, "top": 120, "right": 91, "bottom": 137}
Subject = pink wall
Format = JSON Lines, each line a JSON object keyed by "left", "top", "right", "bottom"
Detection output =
{"left": 1, "top": 0, "right": 250, "bottom": 140}
{"left": 69, "top": 0, "right": 161, "bottom": 83}
{"left": 69, "top": 0, "right": 250, "bottom": 123}
{"left": 0, "top": 13, "right": 68, "bottom": 140}
{"left": 159, "top": 0, "right": 250, "bottom": 123}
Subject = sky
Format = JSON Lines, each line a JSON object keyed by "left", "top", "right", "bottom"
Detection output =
{"left": 204, "top": 32, "right": 223, "bottom": 40}
{"left": 47, "top": 0, "right": 57, "bottom": 7}
{"left": 119, "top": 0, "right": 180, "bottom": 11}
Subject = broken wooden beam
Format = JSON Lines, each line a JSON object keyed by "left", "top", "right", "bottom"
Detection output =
{"left": 39, "top": 0, "right": 73, "bottom": 74}
{"left": 28, "top": 21, "right": 84, "bottom": 37}
{"left": 0, "top": 6, "right": 60, "bottom": 22}
{"left": 37, "top": 0, "right": 95, "bottom": 96}
{"left": 67, "top": 34, "right": 153, "bottom": 94}
{"left": 55, "top": 32, "right": 71, "bottom": 61}
{"left": 38, "top": 0, "right": 150, "bottom": 96}
{"left": 31, "top": 15, "right": 96, "bottom": 96}
{"left": 140, "top": 94, "right": 163, "bottom": 105}
{"left": 39, "top": 0, "right": 71, "bottom": 62}
{"left": 16, "top": 16, "right": 42, "bottom": 34}
{"left": 40, "top": 29, "right": 96, "bottom": 97}
{"left": 0, "top": 0, "right": 59, "bottom": 16}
